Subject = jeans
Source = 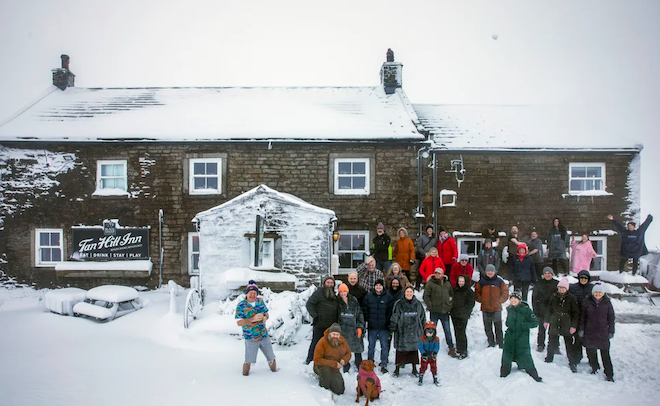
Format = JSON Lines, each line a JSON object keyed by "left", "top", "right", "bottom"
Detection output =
{"left": 482, "top": 311, "right": 503, "bottom": 346}
{"left": 306, "top": 327, "right": 326, "bottom": 363}
{"left": 430, "top": 312, "right": 454, "bottom": 348}
{"left": 619, "top": 257, "right": 640, "bottom": 275}
{"left": 586, "top": 348, "right": 614, "bottom": 379}
{"left": 513, "top": 281, "right": 530, "bottom": 302}
{"left": 368, "top": 329, "right": 389, "bottom": 367}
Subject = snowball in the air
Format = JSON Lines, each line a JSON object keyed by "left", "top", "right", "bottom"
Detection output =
{"left": 492, "top": 34, "right": 499, "bottom": 40}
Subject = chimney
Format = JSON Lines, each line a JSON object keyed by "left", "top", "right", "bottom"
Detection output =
{"left": 52, "top": 54, "right": 75, "bottom": 90}
{"left": 380, "top": 48, "right": 402, "bottom": 94}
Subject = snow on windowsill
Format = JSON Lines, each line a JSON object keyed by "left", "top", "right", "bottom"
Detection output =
{"left": 453, "top": 231, "right": 482, "bottom": 237}
{"left": 92, "top": 188, "right": 130, "bottom": 197}
{"left": 562, "top": 190, "right": 613, "bottom": 198}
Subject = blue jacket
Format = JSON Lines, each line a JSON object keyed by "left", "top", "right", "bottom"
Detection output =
{"left": 418, "top": 336, "right": 440, "bottom": 355}
{"left": 612, "top": 215, "right": 653, "bottom": 258}
{"left": 362, "top": 290, "right": 394, "bottom": 330}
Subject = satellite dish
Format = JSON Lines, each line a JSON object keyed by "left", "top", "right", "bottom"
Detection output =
{"left": 492, "top": 34, "right": 499, "bottom": 40}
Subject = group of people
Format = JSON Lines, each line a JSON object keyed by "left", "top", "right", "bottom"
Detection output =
{"left": 233, "top": 213, "right": 653, "bottom": 395}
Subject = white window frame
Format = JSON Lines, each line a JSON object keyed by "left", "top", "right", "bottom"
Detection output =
{"left": 188, "top": 232, "right": 200, "bottom": 275}
{"left": 95, "top": 160, "right": 128, "bottom": 193}
{"left": 456, "top": 237, "right": 481, "bottom": 270}
{"left": 337, "top": 231, "right": 370, "bottom": 273}
{"left": 589, "top": 236, "right": 607, "bottom": 272}
{"left": 250, "top": 238, "right": 275, "bottom": 268}
{"left": 35, "top": 228, "right": 64, "bottom": 267}
{"left": 189, "top": 158, "right": 222, "bottom": 195}
{"left": 568, "top": 162, "right": 606, "bottom": 195}
{"left": 334, "top": 158, "right": 370, "bottom": 195}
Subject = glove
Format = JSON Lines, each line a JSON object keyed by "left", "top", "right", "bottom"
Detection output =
{"left": 578, "top": 330, "right": 584, "bottom": 338}
{"left": 421, "top": 354, "right": 429, "bottom": 362}
{"left": 543, "top": 322, "right": 549, "bottom": 329}
{"left": 569, "top": 327, "right": 577, "bottom": 335}
{"left": 357, "top": 328, "right": 362, "bottom": 339}
{"left": 431, "top": 351, "right": 437, "bottom": 360}
{"left": 609, "top": 333, "right": 614, "bottom": 339}
{"left": 410, "top": 260, "right": 415, "bottom": 265}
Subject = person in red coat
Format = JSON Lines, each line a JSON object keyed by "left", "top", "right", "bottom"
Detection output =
{"left": 437, "top": 227, "right": 458, "bottom": 279}
{"left": 450, "top": 254, "right": 474, "bottom": 288}
{"left": 418, "top": 248, "right": 444, "bottom": 287}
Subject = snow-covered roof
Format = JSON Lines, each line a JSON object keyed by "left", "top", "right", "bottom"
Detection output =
{"left": 0, "top": 86, "right": 424, "bottom": 142}
{"left": 193, "top": 184, "right": 335, "bottom": 221}
{"left": 414, "top": 104, "right": 643, "bottom": 152}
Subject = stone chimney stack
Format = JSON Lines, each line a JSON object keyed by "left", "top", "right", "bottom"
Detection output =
{"left": 380, "top": 48, "right": 402, "bottom": 94}
{"left": 52, "top": 54, "right": 75, "bottom": 90}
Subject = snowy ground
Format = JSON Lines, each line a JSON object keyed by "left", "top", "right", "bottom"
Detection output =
{"left": 1, "top": 284, "right": 659, "bottom": 406}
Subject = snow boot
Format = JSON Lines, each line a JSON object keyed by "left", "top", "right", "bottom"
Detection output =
{"left": 433, "top": 375, "right": 439, "bottom": 386}
{"left": 536, "top": 345, "right": 545, "bottom": 353}
{"left": 554, "top": 348, "right": 561, "bottom": 355}
{"left": 242, "top": 363, "right": 251, "bottom": 376}
{"left": 393, "top": 365, "right": 401, "bottom": 377}
{"left": 380, "top": 366, "right": 388, "bottom": 374}
{"left": 457, "top": 352, "right": 467, "bottom": 360}
{"left": 526, "top": 368, "right": 542, "bottom": 382}
{"left": 343, "top": 364, "right": 350, "bottom": 373}
{"left": 448, "top": 347, "right": 459, "bottom": 358}
{"left": 590, "top": 368, "right": 600, "bottom": 375}
{"left": 606, "top": 376, "right": 615, "bottom": 382}
{"left": 500, "top": 365, "right": 511, "bottom": 378}
{"left": 418, "top": 375, "right": 424, "bottom": 386}
{"left": 569, "top": 364, "right": 577, "bottom": 373}
{"left": 269, "top": 359, "right": 277, "bottom": 372}
{"left": 411, "top": 365, "right": 419, "bottom": 377}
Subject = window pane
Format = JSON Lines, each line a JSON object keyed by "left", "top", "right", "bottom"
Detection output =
{"left": 338, "top": 177, "right": 352, "bottom": 189}
{"left": 586, "top": 167, "right": 601, "bottom": 178}
{"left": 192, "top": 254, "right": 199, "bottom": 270}
{"left": 570, "top": 180, "right": 584, "bottom": 191}
{"left": 585, "top": 180, "right": 595, "bottom": 190}
{"left": 51, "top": 233, "right": 60, "bottom": 246}
{"left": 207, "top": 177, "right": 218, "bottom": 190}
{"left": 353, "top": 177, "right": 366, "bottom": 189}
{"left": 592, "top": 240, "right": 603, "bottom": 254}
{"left": 40, "top": 232, "right": 50, "bottom": 246}
{"left": 338, "top": 234, "right": 352, "bottom": 251}
{"left": 41, "top": 248, "right": 51, "bottom": 262}
{"left": 52, "top": 249, "right": 62, "bottom": 262}
{"left": 193, "top": 162, "right": 205, "bottom": 175}
{"left": 571, "top": 167, "right": 586, "bottom": 178}
{"left": 338, "top": 162, "right": 352, "bottom": 175}
{"left": 101, "top": 164, "right": 111, "bottom": 176}
{"left": 352, "top": 162, "right": 366, "bottom": 175}
{"left": 591, "top": 257, "right": 603, "bottom": 271}
{"left": 194, "top": 177, "right": 205, "bottom": 189}
{"left": 117, "top": 179, "right": 126, "bottom": 190}
{"left": 206, "top": 163, "right": 218, "bottom": 175}
{"left": 192, "top": 236, "right": 199, "bottom": 252}
{"left": 339, "top": 253, "right": 352, "bottom": 268}
{"left": 353, "top": 234, "right": 366, "bottom": 250}
{"left": 594, "top": 180, "right": 602, "bottom": 190}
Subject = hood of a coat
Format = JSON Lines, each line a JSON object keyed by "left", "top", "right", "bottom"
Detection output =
{"left": 577, "top": 269, "right": 591, "bottom": 281}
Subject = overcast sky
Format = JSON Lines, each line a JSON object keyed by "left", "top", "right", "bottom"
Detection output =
{"left": 1, "top": 0, "right": 658, "bottom": 247}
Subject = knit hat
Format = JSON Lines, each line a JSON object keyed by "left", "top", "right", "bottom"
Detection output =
{"left": 458, "top": 254, "right": 469, "bottom": 261}
{"left": 542, "top": 267, "right": 555, "bottom": 276}
{"left": 592, "top": 283, "right": 605, "bottom": 295}
{"left": 377, "top": 222, "right": 385, "bottom": 230}
{"left": 558, "top": 278, "right": 570, "bottom": 289}
{"left": 322, "top": 275, "right": 335, "bottom": 286}
{"left": 485, "top": 264, "right": 497, "bottom": 274}
{"left": 484, "top": 238, "right": 492, "bottom": 244}
{"left": 510, "top": 290, "right": 523, "bottom": 301}
{"left": 245, "top": 280, "right": 260, "bottom": 295}
{"left": 374, "top": 279, "right": 385, "bottom": 287}
{"left": 337, "top": 282, "right": 349, "bottom": 294}
{"left": 329, "top": 323, "right": 342, "bottom": 335}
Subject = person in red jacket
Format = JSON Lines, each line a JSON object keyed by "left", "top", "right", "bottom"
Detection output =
{"left": 450, "top": 254, "right": 474, "bottom": 288}
{"left": 437, "top": 227, "right": 458, "bottom": 280}
{"left": 418, "top": 248, "right": 444, "bottom": 287}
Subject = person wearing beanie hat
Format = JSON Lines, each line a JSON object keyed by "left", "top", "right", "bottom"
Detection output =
{"left": 475, "top": 263, "right": 508, "bottom": 348}
{"left": 579, "top": 282, "right": 616, "bottom": 381}
{"left": 337, "top": 281, "right": 365, "bottom": 372}
{"left": 569, "top": 269, "right": 593, "bottom": 363}
{"left": 477, "top": 239, "right": 500, "bottom": 278}
{"left": 373, "top": 222, "right": 392, "bottom": 272}
{"left": 313, "top": 321, "right": 352, "bottom": 395}
{"left": 304, "top": 276, "right": 339, "bottom": 364}
{"left": 416, "top": 225, "right": 438, "bottom": 289}
{"left": 235, "top": 280, "right": 277, "bottom": 376}
{"left": 544, "top": 277, "right": 580, "bottom": 372}
{"left": 531, "top": 267, "right": 559, "bottom": 352}
{"left": 501, "top": 286, "right": 543, "bottom": 382}
{"left": 450, "top": 253, "right": 474, "bottom": 288}
{"left": 362, "top": 274, "right": 394, "bottom": 373}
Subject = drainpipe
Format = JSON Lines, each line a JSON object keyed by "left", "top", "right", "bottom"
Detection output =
{"left": 416, "top": 147, "right": 429, "bottom": 237}
{"left": 432, "top": 152, "right": 438, "bottom": 234}
{"left": 158, "top": 209, "right": 163, "bottom": 288}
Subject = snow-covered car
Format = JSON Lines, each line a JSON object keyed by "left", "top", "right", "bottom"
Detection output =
{"left": 73, "top": 285, "right": 144, "bottom": 322}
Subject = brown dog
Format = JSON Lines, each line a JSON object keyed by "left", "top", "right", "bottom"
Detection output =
{"left": 355, "top": 360, "right": 381, "bottom": 406}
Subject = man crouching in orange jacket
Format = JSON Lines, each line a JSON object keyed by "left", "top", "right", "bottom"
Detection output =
{"left": 313, "top": 323, "right": 352, "bottom": 395}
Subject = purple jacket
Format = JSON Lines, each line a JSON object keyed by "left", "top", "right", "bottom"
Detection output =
{"left": 579, "top": 295, "right": 615, "bottom": 350}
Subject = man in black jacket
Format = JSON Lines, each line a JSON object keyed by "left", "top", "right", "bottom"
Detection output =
{"left": 608, "top": 214, "right": 653, "bottom": 275}
{"left": 569, "top": 269, "right": 593, "bottom": 363}
{"left": 346, "top": 271, "right": 367, "bottom": 305}
{"left": 304, "top": 276, "right": 339, "bottom": 364}
{"left": 372, "top": 222, "right": 392, "bottom": 272}
{"left": 362, "top": 279, "right": 394, "bottom": 373}
{"left": 532, "top": 267, "right": 559, "bottom": 352}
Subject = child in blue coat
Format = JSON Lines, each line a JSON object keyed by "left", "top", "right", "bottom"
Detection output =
{"left": 418, "top": 321, "right": 440, "bottom": 386}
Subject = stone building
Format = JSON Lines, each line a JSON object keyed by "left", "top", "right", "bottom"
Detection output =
{"left": 0, "top": 53, "right": 643, "bottom": 290}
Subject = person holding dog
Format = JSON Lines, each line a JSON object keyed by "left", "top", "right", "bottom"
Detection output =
{"left": 235, "top": 280, "right": 277, "bottom": 376}
{"left": 337, "top": 282, "right": 365, "bottom": 372}
{"left": 313, "top": 323, "right": 352, "bottom": 395}
{"left": 417, "top": 321, "right": 440, "bottom": 386}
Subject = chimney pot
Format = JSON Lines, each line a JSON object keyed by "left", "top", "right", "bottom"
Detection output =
{"left": 52, "top": 54, "right": 75, "bottom": 90}
{"left": 61, "top": 54, "right": 70, "bottom": 70}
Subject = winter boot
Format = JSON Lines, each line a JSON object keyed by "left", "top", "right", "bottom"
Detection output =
{"left": 242, "top": 363, "right": 251, "bottom": 376}
{"left": 526, "top": 368, "right": 542, "bottom": 382}
{"left": 569, "top": 363, "right": 577, "bottom": 373}
{"left": 500, "top": 365, "right": 511, "bottom": 378}
{"left": 605, "top": 376, "right": 615, "bottom": 382}
{"left": 554, "top": 347, "right": 561, "bottom": 355}
{"left": 433, "top": 375, "right": 439, "bottom": 386}
{"left": 457, "top": 352, "right": 467, "bottom": 360}
{"left": 417, "top": 375, "right": 424, "bottom": 386}
{"left": 343, "top": 364, "right": 350, "bottom": 373}
{"left": 411, "top": 365, "right": 419, "bottom": 377}
{"left": 269, "top": 359, "right": 277, "bottom": 372}
{"left": 380, "top": 366, "right": 388, "bottom": 374}
{"left": 393, "top": 365, "right": 401, "bottom": 377}
{"left": 590, "top": 367, "right": 600, "bottom": 375}
{"left": 448, "top": 347, "right": 458, "bottom": 358}
{"left": 536, "top": 345, "right": 545, "bottom": 353}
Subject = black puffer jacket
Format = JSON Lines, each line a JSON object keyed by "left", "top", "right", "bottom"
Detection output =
{"left": 569, "top": 270, "right": 593, "bottom": 310}
{"left": 306, "top": 287, "right": 339, "bottom": 329}
{"left": 532, "top": 277, "right": 558, "bottom": 319}
{"left": 546, "top": 292, "right": 579, "bottom": 336}
{"left": 450, "top": 283, "right": 475, "bottom": 320}
{"left": 362, "top": 290, "right": 394, "bottom": 330}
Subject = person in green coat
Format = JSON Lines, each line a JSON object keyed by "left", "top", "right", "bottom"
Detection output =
{"left": 500, "top": 290, "right": 543, "bottom": 382}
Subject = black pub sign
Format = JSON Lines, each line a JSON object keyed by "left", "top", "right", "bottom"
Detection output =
{"left": 72, "top": 223, "right": 150, "bottom": 260}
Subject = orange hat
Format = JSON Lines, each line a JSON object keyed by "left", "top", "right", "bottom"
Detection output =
{"left": 338, "top": 283, "right": 349, "bottom": 293}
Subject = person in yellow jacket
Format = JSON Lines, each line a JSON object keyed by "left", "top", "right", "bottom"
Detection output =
{"left": 372, "top": 222, "right": 392, "bottom": 272}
